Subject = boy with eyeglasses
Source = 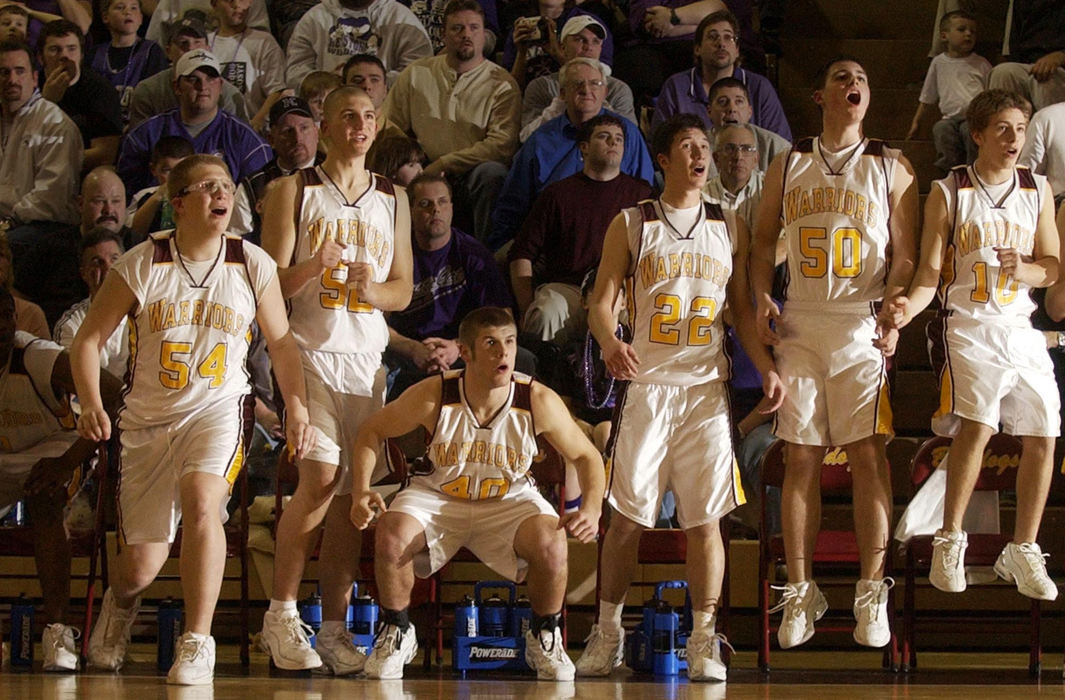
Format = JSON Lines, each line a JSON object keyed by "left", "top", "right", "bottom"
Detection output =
{"left": 72, "top": 154, "right": 316, "bottom": 685}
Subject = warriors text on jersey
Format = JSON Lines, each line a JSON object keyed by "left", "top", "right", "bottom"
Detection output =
{"left": 289, "top": 167, "right": 397, "bottom": 354}
{"left": 114, "top": 232, "right": 276, "bottom": 429}
{"left": 624, "top": 199, "right": 735, "bottom": 385}
{"left": 421, "top": 369, "right": 540, "bottom": 501}
{"left": 780, "top": 137, "right": 896, "bottom": 303}
{"left": 934, "top": 165, "right": 1043, "bottom": 322}
{"left": 0, "top": 333, "right": 74, "bottom": 453}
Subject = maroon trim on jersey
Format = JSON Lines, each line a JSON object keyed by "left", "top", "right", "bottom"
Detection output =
{"left": 152, "top": 235, "right": 174, "bottom": 263}
{"left": 952, "top": 165, "right": 973, "bottom": 190}
{"left": 862, "top": 138, "right": 887, "bottom": 157}
{"left": 792, "top": 136, "right": 815, "bottom": 153}
{"left": 374, "top": 174, "right": 396, "bottom": 196}
{"left": 704, "top": 201, "right": 725, "bottom": 223}
{"left": 1018, "top": 167, "right": 1037, "bottom": 191}
{"left": 512, "top": 379, "right": 532, "bottom": 411}
{"left": 223, "top": 236, "right": 246, "bottom": 264}
{"left": 638, "top": 200, "right": 658, "bottom": 222}
{"left": 441, "top": 372, "right": 462, "bottom": 406}
{"left": 603, "top": 380, "right": 631, "bottom": 499}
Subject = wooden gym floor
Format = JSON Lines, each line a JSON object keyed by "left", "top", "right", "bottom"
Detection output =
{"left": 3, "top": 645, "right": 1065, "bottom": 699}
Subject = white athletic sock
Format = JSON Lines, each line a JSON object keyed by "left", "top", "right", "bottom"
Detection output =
{"left": 185, "top": 631, "right": 209, "bottom": 642}
{"left": 598, "top": 601, "right": 623, "bottom": 634}
{"left": 319, "top": 620, "right": 346, "bottom": 637}
{"left": 269, "top": 599, "right": 298, "bottom": 614}
{"left": 693, "top": 610, "right": 715, "bottom": 635}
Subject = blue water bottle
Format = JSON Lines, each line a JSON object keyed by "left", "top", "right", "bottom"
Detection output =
{"left": 652, "top": 600, "right": 678, "bottom": 676}
{"left": 157, "top": 597, "right": 182, "bottom": 670}
{"left": 454, "top": 595, "right": 478, "bottom": 638}
{"left": 299, "top": 593, "right": 322, "bottom": 648}
{"left": 350, "top": 593, "right": 377, "bottom": 636}
{"left": 479, "top": 593, "right": 508, "bottom": 637}
{"left": 510, "top": 595, "right": 532, "bottom": 637}
{"left": 10, "top": 594, "right": 34, "bottom": 668}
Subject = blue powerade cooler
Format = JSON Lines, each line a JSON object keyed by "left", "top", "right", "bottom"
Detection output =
{"left": 452, "top": 580, "right": 532, "bottom": 674}
{"left": 625, "top": 580, "right": 692, "bottom": 675}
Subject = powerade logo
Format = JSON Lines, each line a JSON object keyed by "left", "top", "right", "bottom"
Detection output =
{"left": 469, "top": 644, "right": 519, "bottom": 660}
{"left": 677, "top": 648, "right": 687, "bottom": 660}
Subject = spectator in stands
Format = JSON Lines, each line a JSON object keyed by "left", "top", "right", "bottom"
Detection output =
{"left": 0, "top": 233, "right": 48, "bottom": 338}
{"left": 53, "top": 228, "right": 128, "bottom": 378}
{"left": 342, "top": 53, "right": 388, "bottom": 110}
{"left": 20, "top": 0, "right": 87, "bottom": 51}
{"left": 285, "top": 0, "right": 432, "bottom": 89}
{"left": 117, "top": 49, "right": 272, "bottom": 197}
{"left": 89, "top": 0, "right": 167, "bottom": 124}
{"left": 907, "top": 10, "right": 990, "bottom": 171}
{"left": 0, "top": 286, "right": 122, "bottom": 672}
{"left": 127, "top": 137, "right": 196, "bottom": 241}
{"left": 652, "top": 9, "right": 790, "bottom": 140}
{"left": 385, "top": 172, "right": 513, "bottom": 398}
{"left": 127, "top": 12, "right": 251, "bottom": 128}
{"left": 508, "top": 113, "right": 651, "bottom": 345}
{"left": 37, "top": 20, "right": 123, "bottom": 171}
{"left": 504, "top": 0, "right": 614, "bottom": 90}
{"left": 208, "top": 0, "right": 290, "bottom": 132}
{"left": 0, "top": 40, "right": 82, "bottom": 326}
{"left": 299, "top": 70, "right": 342, "bottom": 125}
{"left": 231, "top": 97, "right": 321, "bottom": 241}
{"left": 368, "top": 133, "right": 425, "bottom": 186}
{"left": 78, "top": 167, "right": 134, "bottom": 247}
{"left": 988, "top": 0, "right": 1065, "bottom": 111}
{"left": 1019, "top": 101, "right": 1065, "bottom": 207}
{"left": 705, "top": 77, "right": 789, "bottom": 175}
{"left": 383, "top": 0, "right": 521, "bottom": 244}
{"left": 521, "top": 14, "right": 635, "bottom": 140}
{"left": 399, "top": 0, "right": 499, "bottom": 55}
{"left": 145, "top": 0, "right": 269, "bottom": 46}
{"left": 0, "top": 5, "right": 30, "bottom": 43}
{"left": 491, "top": 58, "right": 652, "bottom": 251}
{"left": 702, "top": 123, "right": 762, "bottom": 230}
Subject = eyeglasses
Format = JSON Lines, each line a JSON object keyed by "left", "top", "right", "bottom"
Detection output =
{"left": 177, "top": 179, "right": 236, "bottom": 197}
{"left": 704, "top": 32, "right": 737, "bottom": 45}
{"left": 565, "top": 79, "right": 605, "bottom": 90}
{"left": 718, "top": 143, "right": 757, "bottom": 155}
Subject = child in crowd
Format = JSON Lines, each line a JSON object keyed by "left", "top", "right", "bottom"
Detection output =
{"left": 298, "top": 70, "right": 342, "bottom": 126}
{"left": 907, "top": 10, "right": 992, "bottom": 170}
{"left": 368, "top": 133, "right": 425, "bottom": 186}
{"left": 89, "top": 0, "right": 168, "bottom": 123}
{"left": 207, "top": 0, "right": 288, "bottom": 130}
{"left": 127, "top": 137, "right": 196, "bottom": 240}
{"left": 0, "top": 5, "right": 29, "bottom": 42}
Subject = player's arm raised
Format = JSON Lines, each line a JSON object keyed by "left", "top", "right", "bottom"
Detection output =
{"left": 350, "top": 186, "right": 413, "bottom": 312}
{"left": 749, "top": 153, "right": 786, "bottom": 345}
{"left": 728, "top": 215, "right": 785, "bottom": 412}
{"left": 348, "top": 376, "right": 440, "bottom": 529}
{"left": 260, "top": 175, "right": 345, "bottom": 299}
{"left": 998, "top": 179, "right": 1059, "bottom": 288}
{"left": 70, "top": 271, "right": 137, "bottom": 442}
{"left": 255, "top": 273, "right": 316, "bottom": 460}
{"left": 530, "top": 382, "right": 604, "bottom": 543}
{"left": 588, "top": 212, "right": 639, "bottom": 380}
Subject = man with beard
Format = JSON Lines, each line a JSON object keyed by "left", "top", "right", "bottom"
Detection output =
{"left": 382, "top": 0, "right": 520, "bottom": 244}
{"left": 78, "top": 167, "right": 135, "bottom": 248}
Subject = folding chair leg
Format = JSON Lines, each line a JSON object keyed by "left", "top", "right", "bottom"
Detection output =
{"left": 1029, "top": 600, "right": 1041, "bottom": 677}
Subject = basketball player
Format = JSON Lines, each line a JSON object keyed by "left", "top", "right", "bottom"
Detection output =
{"left": 258, "top": 85, "right": 413, "bottom": 674}
{"left": 881, "top": 89, "right": 1059, "bottom": 601}
{"left": 71, "top": 154, "right": 316, "bottom": 685}
{"left": 749, "top": 55, "right": 918, "bottom": 650}
{"left": 577, "top": 113, "right": 784, "bottom": 682}
{"left": 348, "top": 306, "right": 605, "bottom": 681}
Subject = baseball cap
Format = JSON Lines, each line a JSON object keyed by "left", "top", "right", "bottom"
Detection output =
{"left": 174, "top": 48, "right": 221, "bottom": 79}
{"left": 560, "top": 15, "right": 606, "bottom": 42}
{"left": 168, "top": 11, "right": 208, "bottom": 43}
{"left": 270, "top": 96, "right": 314, "bottom": 125}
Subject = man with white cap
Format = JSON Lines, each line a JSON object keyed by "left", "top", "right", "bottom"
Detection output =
{"left": 117, "top": 47, "right": 272, "bottom": 197}
{"left": 520, "top": 14, "right": 634, "bottom": 140}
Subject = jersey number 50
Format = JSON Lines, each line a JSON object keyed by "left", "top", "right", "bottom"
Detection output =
{"left": 649, "top": 293, "right": 718, "bottom": 346}
{"left": 799, "top": 226, "right": 863, "bottom": 278}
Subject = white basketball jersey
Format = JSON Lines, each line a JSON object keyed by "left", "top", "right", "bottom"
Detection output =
{"left": 289, "top": 167, "right": 396, "bottom": 355}
{"left": 0, "top": 333, "right": 74, "bottom": 452}
{"left": 780, "top": 138, "right": 895, "bottom": 303}
{"left": 115, "top": 232, "right": 275, "bottom": 429}
{"left": 935, "top": 165, "right": 1042, "bottom": 322}
{"left": 624, "top": 199, "right": 735, "bottom": 386}
{"left": 417, "top": 370, "right": 540, "bottom": 501}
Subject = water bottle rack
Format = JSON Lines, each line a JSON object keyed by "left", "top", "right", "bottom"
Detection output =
{"left": 452, "top": 580, "right": 533, "bottom": 674}
{"left": 624, "top": 580, "right": 692, "bottom": 676}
